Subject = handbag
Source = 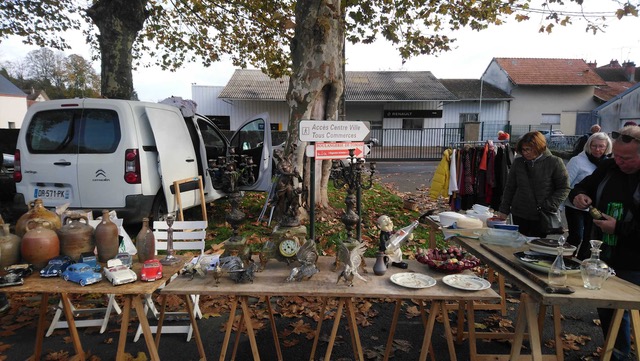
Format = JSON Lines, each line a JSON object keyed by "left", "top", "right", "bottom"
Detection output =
{"left": 524, "top": 164, "right": 564, "bottom": 235}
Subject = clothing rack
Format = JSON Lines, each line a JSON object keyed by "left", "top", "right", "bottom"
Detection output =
{"left": 449, "top": 140, "right": 510, "bottom": 147}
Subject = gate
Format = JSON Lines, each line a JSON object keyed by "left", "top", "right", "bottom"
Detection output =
{"left": 368, "top": 127, "right": 462, "bottom": 161}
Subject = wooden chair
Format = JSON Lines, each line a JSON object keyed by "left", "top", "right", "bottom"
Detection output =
{"left": 46, "top": 218, "right": 125, "bottom": 336}
{"left": 133, "top": 219, "right": 207, "bottom": 342}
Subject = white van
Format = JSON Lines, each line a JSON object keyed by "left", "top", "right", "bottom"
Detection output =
{"left": 14, "top": 98, "right": 273, "bottom": 224}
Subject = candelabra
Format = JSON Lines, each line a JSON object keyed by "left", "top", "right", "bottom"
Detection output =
{"left": 208, "top": 148, "right": 256, "bottom": 257}
{"left": 160, "top": 215, "right": 180, "bottom": 265}
{"left": 330, "top": 149, "right": 376, "bottom": 242}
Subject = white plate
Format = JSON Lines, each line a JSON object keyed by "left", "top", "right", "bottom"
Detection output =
{"left": 442, "top": 274, "right": 492, "bottom": 291}
{"left": 527, "top": 240, "right": 577, "bottom": 256}
{"left": 390, "top": 273, "right": 436, "bottom": 289}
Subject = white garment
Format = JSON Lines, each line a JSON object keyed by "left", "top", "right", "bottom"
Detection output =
{"left": 564, "top": 151, "right": 597, "bottom": 210}
{"left": 448, "top": 149, "right": 459, "bottom": 195}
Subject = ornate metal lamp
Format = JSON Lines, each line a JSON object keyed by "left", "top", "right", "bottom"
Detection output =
{"left": 330, "top": 149, "right": 376, "bottom": 242}
{"left": 208, "top": 148, "right": 256, "bottom": 258}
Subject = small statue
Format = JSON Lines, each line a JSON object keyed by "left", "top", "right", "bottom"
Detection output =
{"left": 286, "top": 238, "right": 319, "bottom": 282}
{"left": 336, "top": 242, "right": 367, "bottom": 287}
{"left": 220, "top": 256, "right": 259, "bottom": 283}
{"left": 179, "top": 257, "right": 207, "bottom": 280}
{"left": 273, "top": 149, "right": 303, "bottom": 227}
{"left": 211, "top": 263, "right": 223, "bottom": 285}
{"left": 377, "top": 215, "right": 411, "bottom": 269}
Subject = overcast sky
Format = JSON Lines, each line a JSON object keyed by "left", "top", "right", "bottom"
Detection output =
{"left": 0, "top": 3, "right": 637, "bottom": 102}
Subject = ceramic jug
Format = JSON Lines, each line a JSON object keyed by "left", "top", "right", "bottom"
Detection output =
{"left": 0, "top": 223, "right": 21, "bottom": 267}
{"left": 16, "top": 199, "right": 62, "bottom": 237}
{"left": 21, "top": 218, "right": 60, "bottom": 269}
{"left": 136, "top": 218, "right": 156, "bottom": 263}
{"left": 94, "top": 210, "right": 119, "bottom": 262}
{"left": 373, "top": 251, "right": 389, "bottom": 276}
{"left": 58, "top": 213, "right": 95, "bottom": 261}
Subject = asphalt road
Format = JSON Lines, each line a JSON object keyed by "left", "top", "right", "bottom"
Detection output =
{"left": 0, "top": 161, "right": 606, "bottom": 361}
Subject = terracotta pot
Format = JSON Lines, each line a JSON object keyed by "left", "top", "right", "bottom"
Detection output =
{"left": 21, "top": 218, "right": 60, "bottom": 269}
{"left": 94, "top": 210, "right": 119, "bottom": 262}
{"left": 58, "top": 213, "right": 95, "bottom": 261}
{"left": 16, "top": 199, "right": 62, "bottom": 237}
{"left": 0, "top": 223, "right": 21, "bottom": 267}
{"left": 136, "top": 218, "right": 156, "bottom": 263}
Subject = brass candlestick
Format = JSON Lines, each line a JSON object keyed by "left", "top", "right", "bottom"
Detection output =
{"left": 160, "top": 215, "right": 180, "bottom": 265}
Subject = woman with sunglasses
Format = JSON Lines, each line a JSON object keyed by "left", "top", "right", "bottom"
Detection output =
{"left": 563, "top": 132, "right": 612, "bottom": 259}
{"left": 496, "top": 131, "right": 570, "bottom": 237}
{"left": 569, "top": 125, "right": 640, "bottom": 361}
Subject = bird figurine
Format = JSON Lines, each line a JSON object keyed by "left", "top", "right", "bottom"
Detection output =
{"left": 336, "top": 242, "right": 367, "bottom": 287}
{"left": 286, "top": 238, "right": 319, "bottom": 282}
{"left": 220, "top": 256, "right": 259, "bottom": 283}
{"left": 211, "top": 263, "right": 223, "bottom": 286}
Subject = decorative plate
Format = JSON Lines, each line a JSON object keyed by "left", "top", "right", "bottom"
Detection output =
{"left": 527, "top": 239, "right": 577, "bottom": 256}
{"left": 442, "top": 274, "right": 492, "bottom": 291}
{"left": 514, "top": 251, "right": 581, "bottom": 274}
{"left": 390, "top": 273, "right": 436, "bottom": 289}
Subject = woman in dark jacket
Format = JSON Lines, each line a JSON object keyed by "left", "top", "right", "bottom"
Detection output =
{"left": 497, "top": 131, "right": 570, "bottom": 237}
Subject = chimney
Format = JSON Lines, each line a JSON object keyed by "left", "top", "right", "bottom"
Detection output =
{"left": 610, "top": 59, "right": 621, "bottom": 68}
{"left": 623, "top": 61, "right": 636, "bottom": 82}
{"left": 587, "top": 61, "right": 597, "bottom": 69}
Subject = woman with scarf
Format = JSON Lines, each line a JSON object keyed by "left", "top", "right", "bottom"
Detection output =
{"left": 564, "top": 132, "right": 612, "bottom": 259}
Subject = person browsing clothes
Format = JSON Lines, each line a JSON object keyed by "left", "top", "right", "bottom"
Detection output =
{"left": 570, "top": 124, "right": 601, "bottom": 158}
{"left": 564, "top": 132, "right": 612, "bottom": 259}
{"left": 569, "top": 125, "right": 640, "bottom": 361}
{"left": 496, "top": 131, "right": 570, "bottom": 237}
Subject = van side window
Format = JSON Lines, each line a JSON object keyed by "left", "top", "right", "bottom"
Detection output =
{"left": 196, "top": 117, "right": 226, "bottom": 161}
{"left": 27, "top": 110, "right": 77, "bottom": 153}
{"left": 79, "top": 109, "right": 120, "bottom": 153}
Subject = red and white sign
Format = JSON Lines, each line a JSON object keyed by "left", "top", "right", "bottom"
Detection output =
{"left": 312, "top": 142, "right": 368, "bottom": 160}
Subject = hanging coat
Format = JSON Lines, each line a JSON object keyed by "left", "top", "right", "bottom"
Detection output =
{"left": 429, "top": 149, "right": 452, "bottom": 200}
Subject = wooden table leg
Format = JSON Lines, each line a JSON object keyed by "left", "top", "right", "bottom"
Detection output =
{"left": 418, "top": 301, "right": 441, "bottom": 361}
{"left": 116, "top": 296, "right": 132, "bottom": 360}
{"left": 265, "top": 296, "right": 283, "bottom": 361}
{"left": 456, "top": 300, "right": 465, "bottom": 344}
{"left": 184, "top": 294, "right": 206, "bottom": 360}
{"left": 552, "top": 305, "right": 564, "bottom": 361}
{"left": 239, "top": 296, "right": 261, "bottom": 360}
{"left": 383, "top": 299, "right": 402, "bottom": 361}
{"left": 466, "top": 300, "right": 478, "bottom": 361}
{"left": 32, "top": 293, "right": 50, "bottom": 360}
{"left": 345, "top": 298, "right": 363, "bottom": 361}
{"left": 220, "top": 296, "right": 238, "bottom": 361}
{"left": 231, "top": 312, "right": 245, "bottom": 360}
{"left": 309, "top": 297, "right": 328, "bottom": 361}
{"left": 601, "top": 308, "right": 625, "bottom": 361}
{"left": 324, "top": 298, "right": 345, "bottom": 361}
{"left": 418, "top": 301, "right": 436, "bottom": 361}
{"left": 441, "top": 301, "right": 456, "bottom": 361}
{"left": 510, "top": 293, "right": 543, "bottom": 361}
{"left": 630, "top": 310, "right": 640, "bottom": 361}
{"left": 132, "top": 295, "right": 161, "bottom": 361}
{"left": 154, "top": 294, "right": 168, "bottom": 348}
{"left": 60, "top": 293, "right": 85, "bottom": 360}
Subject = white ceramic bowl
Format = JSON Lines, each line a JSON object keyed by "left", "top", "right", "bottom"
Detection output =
{"left": 437, "top": 212, "right": 466, "bottom": 227}
{"left": 472, "top": 204, "right": 490, "bottom": 214}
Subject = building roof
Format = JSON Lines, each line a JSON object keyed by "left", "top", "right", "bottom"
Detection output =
{"left": 594, "top": 81, "right": 636, "bottom": 102}
{"left": 439, "top": 79, "right": 512, "bottom": 101}
{"left": 0, "top": 74, "right": 27, "bottom": 97}
{"left": 494, "top": 58, "right": 606, "bottom": 86}
{"left": 219, "top": 69, "right": 457, "bottom": 101}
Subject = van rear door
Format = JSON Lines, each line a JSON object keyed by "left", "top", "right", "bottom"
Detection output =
{"left": 18, "top": 103, "right": 83, "bottom": 208}
{"left": 146, "top": 106, "right": 200, "bottom": 214}
{"left": 229, "top": 113, "right": 273, "bottom": 192}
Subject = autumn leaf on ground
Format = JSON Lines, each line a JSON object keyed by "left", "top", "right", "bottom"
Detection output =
{"left": 63, "top": 336, "right": 72, "bottom": 344}
{"left": 0, "top": 342, "right": 11, "bottom": 352}
{"left": 282, "top": 338, "right": 300, "bottom": 348}
{"left": 103, "top": 337, "right": 114, "bottom": 344}
{"left": 404, "top": 305, "right": 421, "bottom": 318}
{"left": 124, "top": 352, "right": 148, "bottom": 361}
{"left": 393, "top": 339, "right": 413, "bottom": 353}
{"left": 201, "top": 312, "right": 221, "bottom": 319}
{"left": 289, "top": 319, "right": 315, "bottom": 337}
{"left": 88, "top": 355, "right": 102, "bottom": 361}
{"left": 44, "top": 350, "right": 70, "bottom": 360}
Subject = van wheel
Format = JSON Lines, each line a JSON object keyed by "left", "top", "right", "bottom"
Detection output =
{"left": 150, "top": 192, "right": 168, "bottom": 222}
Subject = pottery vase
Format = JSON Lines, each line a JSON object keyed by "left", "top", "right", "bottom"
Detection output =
{"left": 136, "top": 218, "right": 156, "bottom": 263}
{"left": 373, "top": 251, "right": 389, "bottom": 276}
{"left": 0, "top": 223, "right": 21, "bottom": 267}
{"left": 94, "top": 210, "right": 119, "bottom": 262}
{"left": 58, "top": 213, "right": 95, "bottom": 261}
{"left": 16, "top": 198, "right": 62, "bottom": 237}
{"left": 21, "top": 218, "right": 60, "bottom": 269}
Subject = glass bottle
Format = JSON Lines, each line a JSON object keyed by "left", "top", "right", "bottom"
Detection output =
{"left": 580, "top": 240, "right": 614, "bottom": 290}
{"left": 548, "top": 236, "right": 567, "bottom": 287}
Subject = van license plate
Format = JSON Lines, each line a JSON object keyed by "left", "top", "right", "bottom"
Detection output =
{"left": 34, "top": 188, "right": 70, "bottom": 200}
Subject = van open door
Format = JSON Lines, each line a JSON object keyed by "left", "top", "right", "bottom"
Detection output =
{"left": 146, "top": 106, "right": 200, "bottom": 215}
{"left": 229, "top": 113, "right": 273, "bottom": 192}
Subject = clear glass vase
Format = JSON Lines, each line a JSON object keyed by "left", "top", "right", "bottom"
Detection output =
{"left": 548, "top": 236, "right": 567, "bottom": 286}
{"left": 580, "top": 240, "right": 614, "bottom": 290}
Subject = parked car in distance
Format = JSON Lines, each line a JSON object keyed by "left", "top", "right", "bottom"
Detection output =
{"left": 140, "top": 259, "right": 163, "bottom": 282}
{"left": 79, "top": 252, "right": 101, "bottom": 272}
{"left": 62, "top": 263, "right": 102, "bottom": 286}
{"left": 115, "top": 253, "right": 133, "bottom": 268}
{"left": 104, "top": 259, "right": 137, "bottom": 286}
{"left": 40, "top": 255, "right": 74, "bottom": 277}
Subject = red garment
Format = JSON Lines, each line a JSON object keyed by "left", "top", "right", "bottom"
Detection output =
{"left": 498, "top": 132, "right": 510, "bottom": 141}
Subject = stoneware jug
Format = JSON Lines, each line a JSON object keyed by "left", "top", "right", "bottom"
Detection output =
{"left": 94, "top": 210, "right": 119, "bottom": 262}
{"left": 21, "top": 218, "right": 60, "bottom": 269}
{"left": 16, "top": 198, "right": 62, "bottom": 237}
{"left": 0, "top": 223, "right": 21, "bottom": 268}
{"left": 58, "top": 213, "right": 95, "bottom": 261}
{"left": 373, "top": 251, "right": 389, "bottom": 276}
{"left": 136, "top": 217, "right": 156, "bottom": 263}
